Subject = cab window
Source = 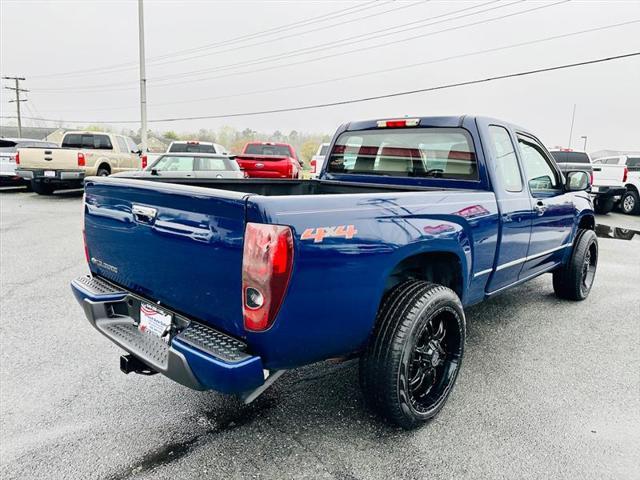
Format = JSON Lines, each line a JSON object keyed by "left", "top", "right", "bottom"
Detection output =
{"left": 517, "top": 136, "right": 560, "bottom": 195}
{"left": 489, "top": 126, "right": 522, "bottom": 192}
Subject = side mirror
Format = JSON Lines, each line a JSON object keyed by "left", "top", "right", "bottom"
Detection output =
{"left": 133, "top": 149, "right": 142, "bottom": 155}
{"left": 151, "top": 169, "right": 158, "bottom": 176}
{"left": 565, "top": 170, "right": 590, "bottom": 191}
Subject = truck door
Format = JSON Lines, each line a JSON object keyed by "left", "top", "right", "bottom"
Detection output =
{"left": 483, "top": 124, "right": 533, "bottom": 293}
{"left": 516, "top": 133, "right": 574, "bottom": 279}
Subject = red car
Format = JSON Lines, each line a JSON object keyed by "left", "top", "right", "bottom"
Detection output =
{"left": 236, "top": 142, "right": 302, "bottom": 179}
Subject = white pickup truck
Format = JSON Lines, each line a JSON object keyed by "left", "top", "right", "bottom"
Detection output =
{"left": 16, "top": 131, "right": 145, "bottom": 195}
{"left": 593, "top": 155, "right": 640, "bottom": 215}
{"left": 550, "top": 149, "right": 627, "bottom": 214}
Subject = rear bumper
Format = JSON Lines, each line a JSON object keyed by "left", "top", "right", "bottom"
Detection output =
{"left": 591, "top": 186, "right": 626, "bottom": 198}
{"left": 17, "top": 169, "right": 85, "bottom": 183}
{"left": 70, "top": 275, "right": 265, "bottom": 394}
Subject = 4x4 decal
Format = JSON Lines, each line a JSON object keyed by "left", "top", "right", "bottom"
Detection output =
{"left": 300, "top": 225, "right": 357, "bottom": 243}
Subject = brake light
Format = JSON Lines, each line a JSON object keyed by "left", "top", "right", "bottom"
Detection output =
{"left": 141, "top": 155, "right": 148, "bottom": 169}
{"left": 589, "top": 171, "right": 593, "bottom": 187}
{"left": 376, "top": 118, "right": 420, "bottom": 128}
{"left": 242, "top": 223, "right": 294, "bottom": 332}
{"left": 187, "top": 140, "right": 199, "bottom": 145}
{"left": 623, "top": 166, "right": 628, "bottom": 183}
{"left": 77, "top": 152, "right": 85, "bottom": 166}
{"left": 14, "top": 151, "right": 19, "bottom": 164}
{"left": 82, "top": 229, "right": 90, "bottom": 263}
{"left": 310, "top": 159, "right": 316, "bottom": 174}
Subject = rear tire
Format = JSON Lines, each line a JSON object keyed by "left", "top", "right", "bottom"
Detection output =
{"left": 593, "top": 197, "right": 614, "bottom": 214}
{"left": 97, "top": 167, "right": 110, "bottom": 177}
{"left": 359, "top": 280, "right": 465, "bottom": 429}
{"left": 620, "top": 189, "right": 640, "bottom": 215}
{"left": 31, "top": 181, "right": 55, "bottom": 195}
{"left": 553, "top": 229, "right": 598, "bottom": 300}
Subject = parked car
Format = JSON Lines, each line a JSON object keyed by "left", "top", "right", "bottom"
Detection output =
{"left": 549, "top": 148, "right": 626, "bottom": 214}
{"left": 592, "top": 155, "right": 640, "bottom": 215}
{"left": 113, "top": 153, "right": 245, "bottom": 179}
{"left": 72, "top": 115, "right": 596, "bottom": 429}
{"left": 167, "top": 140, "right": 229, "bottom": 155}
{"left": 0, "top": 138, "right": 57, "bottom": 186}
{"left": 236, "top": 142, "right": 302, "bottom": 179}
{"left": 309, "top": 142, "right": 330, "bottom": 179}
{"left": 16, "top": 131, "right": 144, "bottom": 195}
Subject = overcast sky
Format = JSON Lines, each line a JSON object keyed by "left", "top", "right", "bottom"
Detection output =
{"left": 1, "top": 0, "right": 639, "bottom": 151}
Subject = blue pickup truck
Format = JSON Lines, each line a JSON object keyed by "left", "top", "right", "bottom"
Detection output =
{"left": 72, "top": 115, "right": 597, "bottom": 429}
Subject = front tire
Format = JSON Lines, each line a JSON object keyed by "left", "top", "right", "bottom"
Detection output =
{"left": 553, "top": 229, "right": 598, "bottom": 300}
{"left": 359, "top": 281, "right": 465, "bottom": 429}
{"left": 620, "top": 189, "right": 640, "bottom": 215}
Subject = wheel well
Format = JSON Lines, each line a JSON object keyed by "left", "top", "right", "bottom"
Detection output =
{"left": 385, "top": 252, "right": 463, "bottom": 299}
{"left": 578, "top": 214, "right": 595, "bottom": 231}
{"left": 98, "top": 163, "right": 111, "bottom": 174}
{"left": 625, "top": 183, "right": 638, "bottom": 193}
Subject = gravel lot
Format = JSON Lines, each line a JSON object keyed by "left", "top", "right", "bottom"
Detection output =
{"left": 1, "top": 188, "right": 638, "bottom": 480}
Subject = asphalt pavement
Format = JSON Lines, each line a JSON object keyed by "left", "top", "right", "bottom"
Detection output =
{"left": 0, "top": 187, "right": 638, "bottom": 480}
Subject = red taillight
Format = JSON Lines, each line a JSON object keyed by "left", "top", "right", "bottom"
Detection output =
{"left": 77, "top": 152, "right": 86, "bottom": 166}
{"left": 83, "top": 229, "right": 90, "bottom": 263}
{"left": 310, "top": 159, "right": 316, "bottom": 174}
{"left": 141, "top": 155, "right": 148, "bottom": 169}
{"left": 242, "top": 223, "right": 294, "bottom": 332}
{"left": 589, "top": 171, "right": 593, "bottom": 186}
{"left": 15, "top": 151, "right": 20, "bottom": 164}
{"left": 623, "top": 166, "right": 628, "bottom": 183}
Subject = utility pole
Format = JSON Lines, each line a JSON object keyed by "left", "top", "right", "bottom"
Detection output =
{"left": 138, "top": 0, "right": 148, "bottom": 152}
{"left": 3, "top": 76, "right": 28, "bottom": 137}
{"left": 567, "top": 103, "right": 576, "bottom": 149}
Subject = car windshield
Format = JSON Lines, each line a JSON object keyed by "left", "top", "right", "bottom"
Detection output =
{"left": 244, "top": 144, "right": 291, "bottom": 156}
{"left": 550, "top": 151, "right": 590, "bottom": 163}
{"left": 326, "top": 128, "right": 477, "bottom": 180}
{"left": 150, "top": 155, "right": 195, "bottom": 171}
{"left": 169, "top": 143, "right": 216, "bottom": 153}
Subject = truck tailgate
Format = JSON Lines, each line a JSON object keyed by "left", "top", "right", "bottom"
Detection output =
{"left": 83, "top": 177, "right": 249, "bottom": 337}
{"left": 18, "top": 147, "right": 78, "bottom": 169}
{"left": 592, "top": 164, "right": 625, "bottom": 187}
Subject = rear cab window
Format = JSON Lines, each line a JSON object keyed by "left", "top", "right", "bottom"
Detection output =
{"left": 550, "top": 151, "right": 591, "bottom": 164}
{"left": 244, "top": 144, "right": 292, "bottom": 156}
{"left": 169, "top": 143, "right": 216, "bottom": 153}
{"left": 327, "top": 128, "right": 477, "bottom": 180}
{"left": 62, "top": 134, "right": 113, "bottom": 150}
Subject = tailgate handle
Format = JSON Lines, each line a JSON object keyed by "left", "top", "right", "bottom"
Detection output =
{"left": 132, "top": 205, "right": 157, "bottom": 224}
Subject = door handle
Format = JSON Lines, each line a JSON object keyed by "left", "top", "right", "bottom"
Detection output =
{"left": 132, "top": 204, "right": 157, "bottom": 224}
{"left": 534, "top": 201, "right": 547, "bottom": 216}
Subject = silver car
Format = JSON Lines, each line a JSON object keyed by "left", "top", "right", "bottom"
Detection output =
{"left": 114, "top": 153, "right": 245, "bottom": 179}
{"left": 1, "top": 138, "right": 58, "bottom": 185}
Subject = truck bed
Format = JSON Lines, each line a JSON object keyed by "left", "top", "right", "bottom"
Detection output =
{"left": 82, "top": 175, "right": 498, "bottom": 369}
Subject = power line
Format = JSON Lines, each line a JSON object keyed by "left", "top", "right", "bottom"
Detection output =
{"left": 29, "top": 19, "right": 640, "bottom": 114}
{"left": 33, "top": 0, "right": 564, "bottom": 93}
{"left": 151, "top": 0, "right": 507, "bottom": 82}
{"left": 6, "top": 52, "right": 638, "bottom": 125}
{"left": 28, "top": 0, "right": 385, "bottom": 80}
